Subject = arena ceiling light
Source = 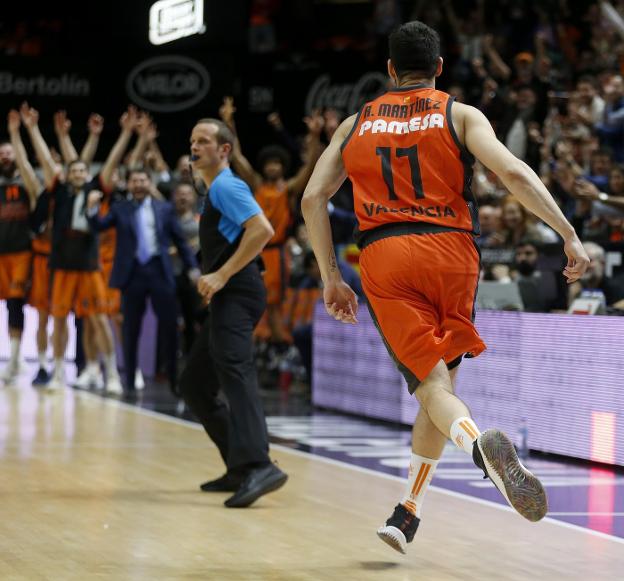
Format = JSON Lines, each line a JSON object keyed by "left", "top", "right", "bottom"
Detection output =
{"left": 149, "top": 0, "right": 205, "bottom": 46}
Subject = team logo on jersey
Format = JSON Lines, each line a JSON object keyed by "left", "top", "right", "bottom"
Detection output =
{"left": 358, "top": 114, "right": 445, "bottom": 136}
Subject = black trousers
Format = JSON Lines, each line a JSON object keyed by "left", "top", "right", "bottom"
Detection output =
{"left": 179, "top": 262, "right": 270, "bottom": 471}
{"left": 121, "top": 258, "right": 178, "bottom": 391}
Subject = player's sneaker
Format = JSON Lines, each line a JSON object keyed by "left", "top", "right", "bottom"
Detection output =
{"left": 376, "top": 504, "right": 420, "bottom": 554}
{"left": 75, "top": 367, "right": 97, "bottom": 389}
{"left": 473, "top": 429, "right": 548, "bottom": 522}
{"left": 46, "top": 371, "right": 66, "bottom": 391}
{"left": 135, "top": 369, "right": 145, "bottom": 391}
{"left": 105, "top": 374, "right": 123, "bottom": 395}
{"left": 32, "top": 367, "right": 51, "bottom": 386}
{"left": 1, "top": 360, "right": 21, "bottom": 384}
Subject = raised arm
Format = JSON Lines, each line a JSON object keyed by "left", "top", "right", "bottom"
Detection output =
{"left": 458, "top": 102, "right": 590, "bottom": 282}
{"left": 53, "top": 110, "right": 79, "bottom": 164}
{"left": 80, "top": 113, "right": 104, "bottom": 165}
{"left": 20, "top": 102, "right": 61, "bottom": 189}
{"left": 286, "top": 110, "right": 324, "bottom": 196}
{"left": 7, "top": 110, "right": 41, "bottom": 207}
{"left": 219, "top": 96, "right": 262, "bottom": 191}
{"left": 100, "top": 106, "right": 139, "bottom": 191}
{"left": 301, "top": 115, "right": 358, "bottom": 323}
{"left": 127, "top": 112, "right": 154, "bottom": 169}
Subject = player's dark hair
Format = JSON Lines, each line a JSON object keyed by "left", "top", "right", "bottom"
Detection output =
{"left": 67, "top": 159, "right": 88, "bottom": 171}
{"left": 389, "top": 21, "right": 440, "bottom": 79}
{"left": 195, "top": 118, "right": 235, "bottom": 149}
{"left": 127, "top": 167, "right": 151, "bottom": 181}
{"left": 257, "top": 145, "right": 291, "bottom": 175}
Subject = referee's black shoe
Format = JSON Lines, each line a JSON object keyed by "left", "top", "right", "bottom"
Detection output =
{"left": 200, "top": 472, "right": 243, "bottom": 492}
{"left": 224, "top": 463, "right": 288, "bottom": 508}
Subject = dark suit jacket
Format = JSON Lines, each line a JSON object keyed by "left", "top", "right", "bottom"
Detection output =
{"left": 88, "top": 197, "right": 197, "bottom": 290}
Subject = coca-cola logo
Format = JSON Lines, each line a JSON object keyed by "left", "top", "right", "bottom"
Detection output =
{"left": 305, "top": 72, "right": 387, "bottom": 114}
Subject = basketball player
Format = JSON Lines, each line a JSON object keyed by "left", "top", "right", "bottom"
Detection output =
{"left": 301, "top": 21, "right": 590, "bottom": 554}
{"left": 1, "top": 111, "right": 41, "bottom": 383}
{"left": 21, "top": 103, "right": 137, "bottom": 392}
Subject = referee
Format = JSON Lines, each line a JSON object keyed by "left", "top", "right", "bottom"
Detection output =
{"left": 179, "top": 118, "right": 288, "bottom": 508}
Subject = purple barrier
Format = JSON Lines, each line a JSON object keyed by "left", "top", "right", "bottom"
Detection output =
{"left": 312, "top": 303, "right": 624, "bottom": 467}
{"left": 0, "top": 302, "right": 157, "bottom": 378}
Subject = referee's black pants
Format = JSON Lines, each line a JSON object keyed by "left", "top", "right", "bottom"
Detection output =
{"left": 179, "top": 263, "right": 270, "bottom": 472}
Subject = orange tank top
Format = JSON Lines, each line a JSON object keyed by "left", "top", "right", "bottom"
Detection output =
{"left": 255, "top": 182, "right": 291, "bottom": 246}
{"left": 341, "top": 85, "right": 478, "bottom": 242}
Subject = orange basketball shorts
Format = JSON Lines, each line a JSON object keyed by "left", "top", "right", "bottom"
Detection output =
{"left": 261, "top": 245, "right": 290, "bottom": 306}
{"left": 100, "top": 259, "right": 121, "bottom": 316}
{"left": 359, "top": 231, "right": 486, "bottom": 390}
{"left": 29, "top": 252, "right": 51, "bottom": 311}
{"left": 0, "top": 251, "right": 31, "bottom": 300}
{"left": 50, "top": 270, "right": 107, "bottom": 318}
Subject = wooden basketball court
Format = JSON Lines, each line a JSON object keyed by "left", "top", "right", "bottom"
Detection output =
{"left": 0, "top": 386, "right": 622, "bottom": 580}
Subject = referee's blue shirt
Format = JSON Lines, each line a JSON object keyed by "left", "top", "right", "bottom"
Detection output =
{"left": 209, "top": 168, "right": 262, "bottom": 242}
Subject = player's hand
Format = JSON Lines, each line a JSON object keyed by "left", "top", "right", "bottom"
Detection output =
{"left": 87, "top": 113, "right": 104, "bottom": 135}
{"left": 120, "top": 105, "right": 139, "bottom": 132}
{"left": 53, "top": 110, "right": 71, "bottom": 135}
{"left": 267, "top": 112, "right": 283, "bottom": 130}
{"left": 563, "top": 235, "right": 590, "bottom": 284}
{"left": 87, "top": 189, "right": 103, "bottom": 210}
{"left": 324, "top": 279, "right": 358, "bottom": 324}
{"left": 19, "top": 102, "right": 39, "bottom": 129}
{"left": 219, "top": 97, "right": 236, "bottom": 125}
{"left": 197, "top": 271, "right": 228, "bottom": 304}
{"left": 7, "top": 109, "right": 20, "bottom": 133}
{"left": 304, "top": 109, "right": 324, "bottom": 136}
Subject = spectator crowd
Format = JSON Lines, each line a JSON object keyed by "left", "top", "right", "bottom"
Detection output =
{"left": 3, "top": 0, "right": 624, "bottom": 395}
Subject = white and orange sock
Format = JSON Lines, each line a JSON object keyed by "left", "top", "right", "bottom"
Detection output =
{"left": 450, "top": 416, "right": 481, "bottom": 454}
{"left": 400, "top": 454, "right": 438, "bottom": 517}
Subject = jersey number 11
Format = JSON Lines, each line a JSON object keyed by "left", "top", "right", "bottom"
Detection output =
{"left": 375, "top": 145, "right": 425, "bottom": 201}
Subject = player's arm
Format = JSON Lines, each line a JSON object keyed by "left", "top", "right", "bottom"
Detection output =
{"left": 301, "top": 115, "right": 358, "bottom": 323}
{"left": 459, "top": 103, "right": 590, "bottom": 283}
{"left": 7, "top": 110, "right": 41, "bottom": 208}
{"left": 127, "top": 112, "right": 154, "bottom": 169}
{"left": 80, "top": 113, "right": 104, "bottom": 165}
{"left": 53, "top": 110, "right": 79, "bottom": 164}
{"left": 287, "top": 111, "right": 324, "bottom": 196}
{"left": 100, "top": 106, "right": 139, "bottom": 191}
{"left": 85, "top": 190, "right": 117, "bottom": 231}
{"left": 20, "top": 102, "right": 61, "bottom": 190}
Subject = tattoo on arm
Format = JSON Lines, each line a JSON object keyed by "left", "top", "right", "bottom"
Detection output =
{"left": 329, "top": 248, "right": 337, "bottom": 272}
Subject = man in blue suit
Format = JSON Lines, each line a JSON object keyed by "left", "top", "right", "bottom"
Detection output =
{"left": 87, "top": 168, "right": 199, "bottom": 395}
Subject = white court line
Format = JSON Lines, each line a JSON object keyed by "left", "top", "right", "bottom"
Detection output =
{"left": 75, "top": 391, "right": 624, "bottom": 546}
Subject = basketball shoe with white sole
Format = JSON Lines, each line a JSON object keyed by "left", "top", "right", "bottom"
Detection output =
{"left": 376, "top": 503, "right": 420, "bottom": 554}
{"left": 473, "top": 429, "right": 547, "bottom": 522}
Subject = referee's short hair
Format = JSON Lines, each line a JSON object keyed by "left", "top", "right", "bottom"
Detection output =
{"left": 195, "top": 118, "right": 235, "bottom": 149}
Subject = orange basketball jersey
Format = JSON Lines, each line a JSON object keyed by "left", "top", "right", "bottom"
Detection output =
{"left": 341, "top": 85, "right": 478, "bottom": 241}
{"left": 255, "top": 182, "right": 291, "bottom": 246}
